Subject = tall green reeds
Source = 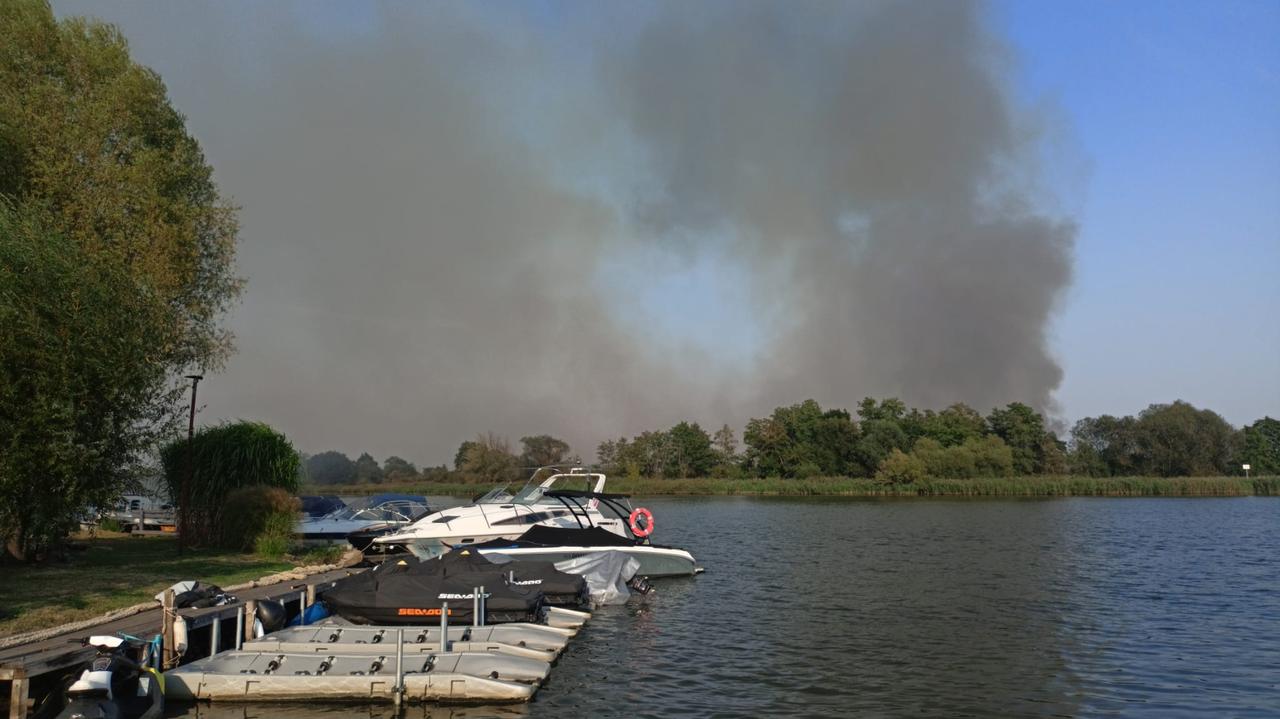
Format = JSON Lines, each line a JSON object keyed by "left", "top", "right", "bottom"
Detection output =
{"left": 160, "top": 421, "right": 300, "bottom": 548}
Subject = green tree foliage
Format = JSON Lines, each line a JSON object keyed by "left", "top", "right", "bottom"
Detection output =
{"left": 454, "top": 441, "right": 479, "bottom": 472}
{"left": 354, "top": 452, "right": 383, "bottom": 484}
{"left": 595, "top": 438, "right": 624, "bottom": 475}
{"left": 666, "top": 422, "right": 716, "bottom": 478}
{"left": 219, "top": 485, "right": 299, "bottom": 552}
{"left": 744, "top": 400, "right": 861, "bottom": 477}
{"left": 519, "top": 435, "right": 571, "bottom": 467}
{"left": 916, "top": 403, "right": 988, "bottom": 447}
{"left": 853, "top": 420, "right": 908, "bottom": 477}
{"left": 460, "top": 433, "right": 519, "bottom": 483}
{"left": 857, "top": 397, "right": 907, "bottom": 423}
{"left": 907, "top": 436, "right": 1015, "bottom": 479}
{"left": 382, "top": 456, "right": 418, "bottom": 482}
{"left": 0, "top": 1, "right": 240, "bottom": 556}
{"left": 987, "top": 402, "right": 1049, "bottom": 474}
{"left": 1242, "top": 417, "right": 1280, "bottom": 475}
{"left": 875, "top": 448, "right": 925, "bottom": 485}
{"left": 0, "top": 0, "right": 241, "bottom": 371}
{"left": 623, "top": 431, "right": 674, "bottom": 478}
{"left": 712, "top": 424, "right": 738, "bottom": 461}
{"left": 305, "top": 451, "right": 356, "bottom": 486}
{"left": 159, "top": 421, "right": 299, "bottom": 547}
{"left": 1069, "top": 414, "right": 1139, "bottom": 476}
{"left": 1070, "top": 402, "right": 1241, "bottom": 477}
{"left": 0, "top": 205, "right": 175, "bottom": 558}
{"left": 1131, "top": 401, "right": 1239, "bottom": 477}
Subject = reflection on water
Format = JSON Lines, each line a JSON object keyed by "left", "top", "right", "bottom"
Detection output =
{"left": 170, "top": 497, "right": 1280, "bottom": 718}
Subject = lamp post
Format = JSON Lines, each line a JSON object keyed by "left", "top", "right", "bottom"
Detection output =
{"left": 179, "top": 374, "right": 203, "bottom": 555}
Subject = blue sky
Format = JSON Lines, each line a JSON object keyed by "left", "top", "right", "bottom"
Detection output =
{"left": 993, "top": 0, "right": 1279, "bottom": 424}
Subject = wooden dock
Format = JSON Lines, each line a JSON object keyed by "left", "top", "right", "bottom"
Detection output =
{"left": 0, "top": 567, "right": 362, "bottom": 718}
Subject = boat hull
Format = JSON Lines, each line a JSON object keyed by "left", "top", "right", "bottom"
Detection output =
{"left": 478, "top": 545, "right": 697, "bottom": 578}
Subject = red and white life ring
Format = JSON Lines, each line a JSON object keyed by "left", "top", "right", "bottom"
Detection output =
{"left": 628, "top": 507, "right": 654, "bottom": 538}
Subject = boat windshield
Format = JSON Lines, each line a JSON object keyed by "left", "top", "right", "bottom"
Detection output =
{"left": 474, "top": 486, "right": 516, "bottom": 504}
{"left": 324, "top": 497, "right": 428, "bottom": 522}
{"left": 511, "top": 485, "right": 548, "bottom": 505}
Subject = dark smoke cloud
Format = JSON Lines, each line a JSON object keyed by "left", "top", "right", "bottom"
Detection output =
{"left": 55, "top": 0, "right": 1073, "bottom": 464}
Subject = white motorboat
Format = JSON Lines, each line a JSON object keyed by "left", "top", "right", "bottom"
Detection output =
{"left": 295, "top": 493, "right": 430, "bottom": 548}
{"left": 374, "top": 468, "right": 625, "bottom": 558}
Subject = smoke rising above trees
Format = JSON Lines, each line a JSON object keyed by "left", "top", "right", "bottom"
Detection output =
{"left": 55, "top": 0, "right": 1076, "bottom": 464}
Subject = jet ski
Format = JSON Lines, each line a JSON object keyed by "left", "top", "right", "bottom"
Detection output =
{"left": 54, "top": 635, "right": 163, "bottom": 719}
{"left": 319, "top": 560, "right": 546, "bottom": 625}
{"left": 418, "top": 549, "right": 589, "bottom": 607}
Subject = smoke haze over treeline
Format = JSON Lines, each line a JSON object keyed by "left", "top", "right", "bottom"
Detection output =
{"left": 56, "top": 0, "right": 1075, "bottom": 465}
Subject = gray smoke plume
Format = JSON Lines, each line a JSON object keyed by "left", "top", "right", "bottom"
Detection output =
{"left": 55, "top": 0, "right": 1073, "bottom": 464}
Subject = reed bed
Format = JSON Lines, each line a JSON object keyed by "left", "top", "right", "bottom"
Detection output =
{"left": 310, "top": 475, "right": 1279, "bottom": 498}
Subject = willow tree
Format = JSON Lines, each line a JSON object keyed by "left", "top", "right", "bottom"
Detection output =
{"left": 0, "top": 1, "right": 240, "bottom": 557}
{"left": 0, "top": 205, "right": 177, "bottom": 557}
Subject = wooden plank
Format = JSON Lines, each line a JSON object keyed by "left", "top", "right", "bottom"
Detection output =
{"left": 2, "top": 666, "right": 28, "bottom": 719}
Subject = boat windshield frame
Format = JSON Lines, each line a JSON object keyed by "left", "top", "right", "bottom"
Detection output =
{"left": 494, "top": 466, "right": 606, "bottom": 507}
{"left": 322, "top": 496, "right": 429, "bottom": 523}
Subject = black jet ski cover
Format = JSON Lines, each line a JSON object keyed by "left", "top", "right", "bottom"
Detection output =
{"left": 437, "top": 549, "right": 588, "bottom": 607}
{"left": 319, "top": 560, "right": 544, "bottom": 625}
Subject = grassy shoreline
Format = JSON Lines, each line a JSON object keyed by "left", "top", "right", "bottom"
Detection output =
{"left": 0, "top": 533, "right": 297, "bottom": 638}
{"left": 309, "top": 474, "right": 1279, "bottom": 499}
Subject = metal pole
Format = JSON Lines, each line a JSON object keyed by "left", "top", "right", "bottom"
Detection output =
{"left": 234, "top": 606, "right": 244, "bottom": 650}
{"left": 472, "top": 587, "right": 479, "bottom": 628}
{"left": 210, "top": 615, "right": 221, "bottom": 658}
{"left": 394, "top": 628, "right": 404, "bottom": 708}
{"left": 479, "top": 586, "right": 485, "bottom": 627}
{"left": 179, "top": 374, "right": 202, "bottom": 555}
{"left": 440, "top": 602, "right": 449, "bottom": 653}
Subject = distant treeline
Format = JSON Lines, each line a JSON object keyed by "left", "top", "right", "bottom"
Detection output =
{"left": 304, "top": 399, "right": 1279, "bottom": 487}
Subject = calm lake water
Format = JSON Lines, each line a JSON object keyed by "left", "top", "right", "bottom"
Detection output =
{"left": 172, "top": 496, "right": 1279, "bottom": 718}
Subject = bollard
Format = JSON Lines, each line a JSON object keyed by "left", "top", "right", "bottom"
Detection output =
{"left": 472, "top": 586, "right": 479, "bottom": 628}
{"left": 234, "top": 605, "right": 244, "bottom": 650}
{"left": 394, "top": 628, "right": 404, "bottom": 708}
{"left": 440, "top": 602, "right": 449, "bottom": 653}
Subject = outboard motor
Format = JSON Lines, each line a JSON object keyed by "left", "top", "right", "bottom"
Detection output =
{"left": 255, "top": 599, "right": 289, "bottom": 634}
{"left": 55, "top": 635, "right": 162, "bottom": 719}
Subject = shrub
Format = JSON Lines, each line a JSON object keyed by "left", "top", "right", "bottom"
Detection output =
{"left": 252, "top": 511, "right": 295, "bottom": 559}
{"left": 876, "top": 449, "right": 925, "bottom": 485}
{"left": 220, "top": 486, "right": 299, "bottom": 552}
{"left": 97, "top": 517, "right": 123, "bottom": 533}
{"left": 160, "top": 421, "right": 300, "bottom": 547}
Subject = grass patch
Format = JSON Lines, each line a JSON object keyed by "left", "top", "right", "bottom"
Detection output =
{"left": 0, "top": 534, "right": 295, "bottom": 638}
{"left": 306, "top": 475, "right": 1280, "bottom": 498}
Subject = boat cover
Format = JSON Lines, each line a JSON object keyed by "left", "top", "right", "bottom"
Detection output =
{"left": 439, "top": 551, "right": 589, "bottom": 606}
{"left": 551, "top": 551, "right": 640, "bottom": 606}
{"left": 479, "top": 525, "right": 638, "bottom": 548}
{"left": 319, "top": 561, "right": 544, "bottom": 625}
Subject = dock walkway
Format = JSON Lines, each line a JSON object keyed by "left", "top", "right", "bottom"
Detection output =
{"left": 0, "top": 567, "right": 361, "bottom": 718}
